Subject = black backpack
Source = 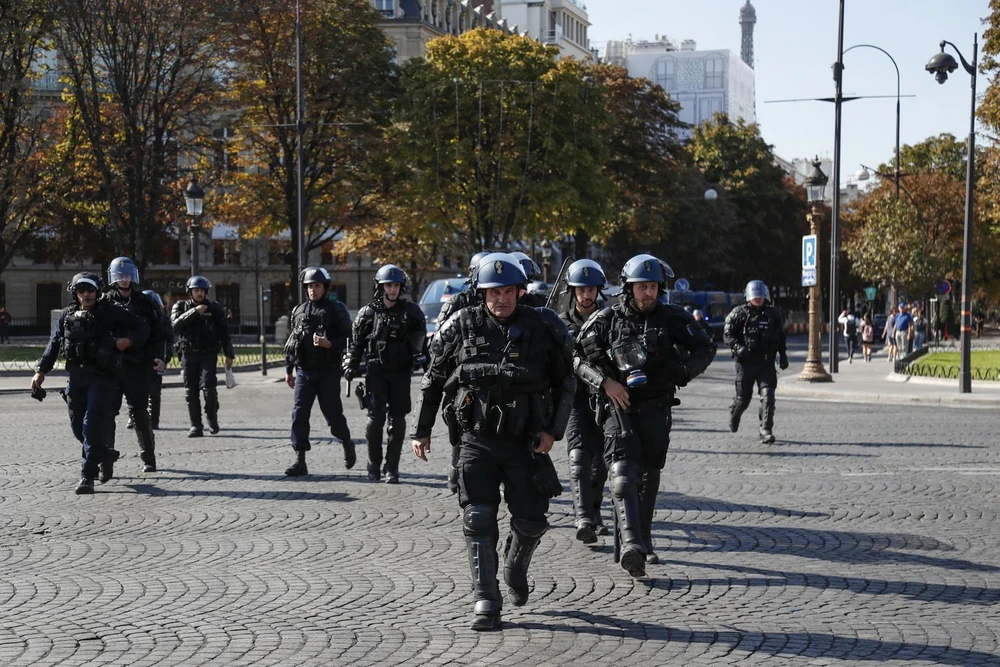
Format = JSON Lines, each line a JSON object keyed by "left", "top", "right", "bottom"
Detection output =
{"left": 845, "top": 317, "right": 858, "bottom": 336}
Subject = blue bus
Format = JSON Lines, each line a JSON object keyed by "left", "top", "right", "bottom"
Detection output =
{"left": 661, "top": 290, "right": 745, "bottom": 340}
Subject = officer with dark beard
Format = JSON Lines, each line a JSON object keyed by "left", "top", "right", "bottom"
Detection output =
{"left": 31, "top": 273, "right": 149, "bottom": 493}
{"left": 283, "top": 267, "right": 356, "bottom": 476}
{"left": 411, "top": 252, "right": 576, "bottom": 632}
{"left": 102, "top": 257, "right": 166, "bottom": 474}
{"left": 343, "top": 265, "right": 425, "bottom": 484}
{"left": 723, "top": 279, "right": 788, "bottom": 444}
{"left": 438, "top": 251, "right": 489, "bottom": 493}
{"left": 171, "top": 276, "right": 235, "bottom": 437}
{"left": 559, "top": 259, "right": 610, "bottom": 544}
{"left": 574, "top": 254, "right": 716, "bottom": 575}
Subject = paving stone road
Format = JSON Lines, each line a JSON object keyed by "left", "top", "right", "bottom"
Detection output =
{"left": 1, "top": 359, "right": 998, "bottom": 666}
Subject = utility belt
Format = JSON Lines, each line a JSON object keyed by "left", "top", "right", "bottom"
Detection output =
{"left": 452, "top": 384, "right": 551, "bottom": 439}
{"left": 591, "top": 393, "right": 674, "bottom": 426}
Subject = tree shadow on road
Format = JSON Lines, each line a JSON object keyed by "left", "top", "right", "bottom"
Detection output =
{"left": 156, "top": 468, "right": 356, "bottom": 483}
{"left": 650, "top": 557, "right": 1000, "bottom": 606}
{"left": 672, "top": 447, "right": 877, "bottom": 458}
{"left": 513, "top": 611, "right": 1000, "bottom": 665}
{"left": 776, "top": 439, "right": 985, "bottom": 450}
{"left": 123, "top": 482, "right": 355, "bottom": 502}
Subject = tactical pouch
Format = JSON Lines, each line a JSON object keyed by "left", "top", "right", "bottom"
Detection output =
{"left": 442, "top": 404, "right": 462, "bottom": 442}
{"left": 455, "top": 387, "right": 477, "bottom": 432}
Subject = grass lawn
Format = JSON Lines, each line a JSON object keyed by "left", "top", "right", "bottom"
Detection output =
{"left": 908, "top": 351, "right": 1000, "bottom": 379}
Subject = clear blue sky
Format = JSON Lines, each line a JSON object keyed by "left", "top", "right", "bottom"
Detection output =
{"left": 586, "top": 0, "right": 991, "bottom": 185}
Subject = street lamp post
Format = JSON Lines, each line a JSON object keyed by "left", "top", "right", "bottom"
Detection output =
{"left": 540, "top": 241, "right": 553, "bottom": 283}
{"left": 184, "top": 179, "right": 205, "bottom": 277}
{"left": 844, "top": 44, "right": 901, "bottom": 200}
{"left": 925, "top": 35, "right": 978, "bottom": 394}
{"left": 798, "top": 160, "right": 832, "bottom": 383}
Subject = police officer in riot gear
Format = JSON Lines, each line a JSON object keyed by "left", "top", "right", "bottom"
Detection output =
{"left": 724, "top": 279, "right": 788, "bottom": 444}
{"left": 283, "top": 267, "right": 356, "bottom": 476}
{"left": 344, "top": 265, "right": 425, "bottom": 483}
{"left": 102, "top": 257, "right": 166, "bottom": 473}
{"left": 143, "top": 290, "right": 173, "bottom": 430}
{"left": 31, "top": 273, "right": 149, "bottom": 493}
{"left": 575, "top": 254, "right": 716, "bottom": 575}
{"left": 171, "top": 276, "right": 235, "bottom": 437}
{"left": 411, "top": 252, "right": 576, "bottom": 631}
{"left": 437, "top": 251, "right": 489, "bottom": 494}
{"left": 510, "top": 251, "right": 547, "bottom": 307}
{"left": 559, "top": 259, "right": 610, "bottom": 544}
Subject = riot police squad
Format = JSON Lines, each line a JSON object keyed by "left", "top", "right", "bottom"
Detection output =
{"left": 411, "top": 252, "right": 575, "bottom": 631}
{"left": 31, "top": 273, "right": 150, "bottom": 493}
{"left": 170, "top": 276, "right": 235, "bottom": 437}
{"left": 558, "top": 259, "right": 611, "bottom": 544}
{"left": 723, "top": 279, "right": 788, "bottom": 444}
{"left": 574, "top": 254, "right": 716, "bottom": 576}
{"left": 344, "top": 265, "right": 425, "bottom": 484}
{"left": 283, "top": 267, "right": 356, "bottom": 476}
{"left": 102, "top": 257, "right": 167, "bottom": 473}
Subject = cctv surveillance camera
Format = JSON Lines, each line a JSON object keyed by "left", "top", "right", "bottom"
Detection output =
{"left": 935, "top": 70, "right": 949, "bottom": 84}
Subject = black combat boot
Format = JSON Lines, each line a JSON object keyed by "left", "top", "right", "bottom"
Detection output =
{"left": 759, "top": 386, "right": 776, "bottom": 444}
{"left": 285, "top": 450, "right": 308, "bottom": 477}
{"left": 341, "top": 438, "right": 357, "bottom": 470}
{"left": 610, "top": 462, "right": 646, "bottom": 578}
{"left": 503, "top": 521, "right": 546, "bottom": 607}
{"left": 569, "top": 448, "right": 597, "bottom": 544}
{"left": 366, "top": 462, "right": 381, "bottom": 482}
{"left": 204, "top": 387, "right": 220, "bottom": 434}
{"left": 140, "top": 450, "right": 157, "bottom": 473}
{"left": 729, "top": 400, "right": 745, "bottom": 433}
{"left": 187, "top": 401, "right": 204, "bottom": 438}
{"left": 639, "top": 468, "right": 661, "bottom": 564}
{"left": 99, "top": 449, "right": 121, "bottom": 484}
{"left": 75, "top": 477, "right": 95, "bottom": 495}
{"left": 384, "top": 467, "right": 400, "bottom": 485}
{"left": 467, "top": 536, "right": 502, "bottom": 631}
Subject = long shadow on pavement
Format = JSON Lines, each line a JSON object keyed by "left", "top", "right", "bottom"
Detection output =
{"left": 655, "top": 521, "right": 1000, "bottom": 573}
{"left": 777, "top": 439, "right": 986, "bottom": 450}
{"left": 672, "top": 447, "right": 877, "bottom": 458}
{"left": 515, "top": 612, "right": 1000, "bottom": 665}
{"left": 653, "top": 492, "right": 828, "bottom": 518}
{"left": 653, "top": 557, "right": 1000, "bottom": 606}
{"left": 124, "top": 482, "right": 355, "bottom": 502}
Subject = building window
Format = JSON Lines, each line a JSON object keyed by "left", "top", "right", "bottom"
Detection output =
{"left": 151, "top": 238, "right": 181, "bottom": 266}
{"left": 704, "top": 58, "right": 724, "bottom": 89}
{"left": 654, "top": 58, "right": 676, "bottom": 90}
{"left": 699, "top": 97, "right": 724, "bottom": 123}
{"left": 373, "top": 0, "right": 393, "bottom": 18}
{"left": 212, "top": 239, "right": 241, "bottom": 266}
{"left": 32, "top": 238, "right": 53, "bottom": 264}
{"left": 215, "top": 284, "right": 240, "bottom": 323}
{"left": 268, "top": 240, "right": 292, "bottom": 266}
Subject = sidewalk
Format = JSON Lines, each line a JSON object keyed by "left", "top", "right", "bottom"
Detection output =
{"left": 779, "top": 334, "right": 1000, "bottom": 408}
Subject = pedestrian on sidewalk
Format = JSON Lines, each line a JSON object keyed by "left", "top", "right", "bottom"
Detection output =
{"left": 895, "top": 304, "right": 914, "bottom": 358}
{"left": 837, "top": 308, "right": 859, "bottom": 363}
{"left": 912, "top": 308, "right": 927, "bottom": 351}
{"left": 883, "top": 305, "right": 898, "bottom": 363}
{"left": 860, "top": 314, "right": 875, "bottom": 362}
{"left": 0, "top": 304, "right": 10, "bottom": 344}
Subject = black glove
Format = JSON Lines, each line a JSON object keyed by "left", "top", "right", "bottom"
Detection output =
{"left": 343, "top": 363, "right": 357, "bottom": 381}
{"left": 531, "top": 452, "right": 563, "bottom": 498}
{"left": 667, "top": 361, "right": 689, "bottom": 387}
{"left": 733, "top": 345, "right": 749, "bottom": 361}
{"left": 779, "top": 354, "right": 789, "bottom": 370}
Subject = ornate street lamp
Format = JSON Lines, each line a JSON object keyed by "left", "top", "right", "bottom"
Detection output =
{"left": 798, "top": 159, "right": 832, "bottom": 383}
{"left": 540, "top": 240, "right": 553, "bottom": 283}
{"left": 925, "top": 35, "right": 978, "bottom": 393}
{"left": 184, "top": 179, "right": 205, "bottom": 277}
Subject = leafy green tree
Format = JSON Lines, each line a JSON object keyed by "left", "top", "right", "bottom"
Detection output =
{"left": 970, "top": 0, "right": 1000, "bottom": 304}
{"left": 0, "top": 0, "right": 53, "bottom": 275}
{"left": 688, "top": 113, "right": 806, "bottom": 292}
{"left": 214, "top": 0, "right": 397, "bottom": 283}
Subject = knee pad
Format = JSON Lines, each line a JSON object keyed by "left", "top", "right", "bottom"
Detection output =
{"left": 463, "top": 504, "right": 498, "bottom": 537}
{"left": 609, "top": 460, "right": 637, "bottom": 496}
{"left": 568, "top": 447, "right": 590, "bottom": 475}
{"left": 510, "top": 517, "right": 547, "bottom": 539}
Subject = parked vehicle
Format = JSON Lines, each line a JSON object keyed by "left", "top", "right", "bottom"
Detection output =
{"left": 662, "top": 290, "right": 745, "bottom": 341}
{"left": 418, "top": 278, "right": 470, "bottom": 339}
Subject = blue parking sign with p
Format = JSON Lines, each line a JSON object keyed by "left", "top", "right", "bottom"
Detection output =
{"left": 802, "top": 235, "right": 817, "bottom": 270}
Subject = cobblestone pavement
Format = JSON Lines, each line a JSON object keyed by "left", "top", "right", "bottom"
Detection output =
{"left": 1, "top": 362, "right": 998, "bottom": 666}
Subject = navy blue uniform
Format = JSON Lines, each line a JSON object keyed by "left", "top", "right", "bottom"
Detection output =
{"left": 723, "top": 304, "right": 788, "bottom": 441}
{"left": 36, "top": 302, "right": 149, "bottom": 481}
{"left": 285, "top": 298, "right": 353, "bottom": 452}
{"left": 171, "top": 299, "right": 235, "bottom": 433}
{"left": 346, "top": 298, "right": 425, "bottom": 480}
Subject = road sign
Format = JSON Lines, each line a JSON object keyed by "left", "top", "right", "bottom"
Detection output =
{"left": 674, "top": 278, "right": 690, "bottom": 292}
{"left": 801, "top": 268, "right": 817, "bottom": 287}
{"left": 935, "top": 280, "right": 952, "bottom": 295}
{"left": 802, "top": 235, "right": 817, "bottom": 270}
{"left": 864, "top": 286, "right": 877, "bottom": 301}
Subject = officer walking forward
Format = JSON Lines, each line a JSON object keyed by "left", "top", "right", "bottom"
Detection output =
{"left": 411, "top": 252, "right": 576, "bottom": 631}
{"left": 170, "top": 276, "right": 235, "bottom": 437}
{"left": 283, "top": 267, "right": 356, "bottom": 476}
{"left": 724, "top": 280, "right": 788, "bottom": 444}
{"left": 102, "top": 257, "right": 166, "bottom": 474}
{"left": 437, "top": 251, "right": 488, "bottom": 494}
{"left": 574, "top": 254, "right": 716, "bottom": 576}
{"left": 559, "top": 259, "right": 611, "bottom": 544}
{"left": 31, "top": 273, "right": 149, "bottom": 494}
{"left": 343, "top": 265, "right": 425, "bottom": 484}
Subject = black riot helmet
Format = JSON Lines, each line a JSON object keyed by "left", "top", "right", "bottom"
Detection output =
{"left": 510, "top": 251, "right": 542, "bottom": 281}
{"left": 466, "top": 251, "right": 490, "bottom": 282}
{"left": 142, "top": 289, "right": 164, "bottom": 309}
{"left": 474, "top": 253, "right": 527, "bottom": 290}
{"left": 373, "top": 264, "right": 407, "bottom": 300}
{"left": 300, "top": 266, "right": 332, "bottom": 288}
{"left": 186, "top": 275, "right": 211, "bottom": 293}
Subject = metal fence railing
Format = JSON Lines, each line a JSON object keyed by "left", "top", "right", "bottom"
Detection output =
{"left": 898, "top": 343, "right": 1000, "bottom": 381}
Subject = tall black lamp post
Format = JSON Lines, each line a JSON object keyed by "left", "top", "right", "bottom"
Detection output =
{"left": 925, "top": 35, "right": 978, "bottom": 394}
{"left": 184, "top": 179, "right": 205, "bottom": 277}
{"left": 798, "top": 160, "right": 832, "bottom": 383}
{"left": 540, "top": 240, "right": 553, "bottom": 283}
